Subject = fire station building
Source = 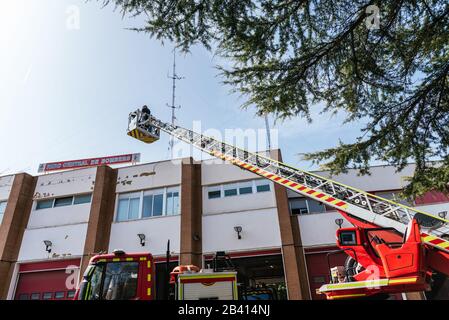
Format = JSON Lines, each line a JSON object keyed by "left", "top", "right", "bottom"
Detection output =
{"left": 0, "top": 150, "right": 448, "bottom": 300}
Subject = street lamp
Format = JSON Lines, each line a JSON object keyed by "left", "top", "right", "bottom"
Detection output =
{"left": 137, "top": 234, "right": 146, "bottom": 247}
{"left": 335, "top": 218, "right": 344, "bottom": 229}
{"left": 234, "top": 226, "right": 242, "bottom": 239}
{"left": 43, "top": 240, "right": 52, "bottom": 253}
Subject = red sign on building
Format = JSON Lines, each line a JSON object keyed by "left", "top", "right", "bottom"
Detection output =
{"left": 38, "top": 153, "right": 141, "bottom": 173}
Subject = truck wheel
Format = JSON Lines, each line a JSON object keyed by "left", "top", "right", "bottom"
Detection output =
{"left": 344, "top": 256, "right": 363, "bottom": 281}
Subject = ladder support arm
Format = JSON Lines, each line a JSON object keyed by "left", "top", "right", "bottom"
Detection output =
{"left": 129, "top": 109, "right": 449, "bottom": 259}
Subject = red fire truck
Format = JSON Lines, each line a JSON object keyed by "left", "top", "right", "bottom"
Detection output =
{"left": 75, "top": 106, "right": 449, "bottom": 300}
{"left": 75, "top": 250, "right": 240, "bottom": 300}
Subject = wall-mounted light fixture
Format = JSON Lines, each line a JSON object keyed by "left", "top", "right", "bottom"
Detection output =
{"left": 335, "top": 218, "right": 344, "bottom": 229}
{"left": 43, "top": 240, "right": 52, "bottom": 253}
{"left": 137, "top": 234, "right": 146, "bottom": 247}
{"left": 234, "top": 226, "right": 242, "bottom": 239}
{"left": 193, "top": 234, "right": 201, "bottom": 241}
{"left": 439, "top": 211, "right": 447, "bottom": 219}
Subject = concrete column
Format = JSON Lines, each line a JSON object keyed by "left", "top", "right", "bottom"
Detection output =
{"left": 179, "top": 158, "right": 203, "bottom": 267}
{"left": 80, "top": 166, "right": 117, "bottom": 274}
{"left": 0, "top": 173, "right": 37, "bottom": 299}
{"left": 271, "top": 150, "right": 311, "bottom": 300}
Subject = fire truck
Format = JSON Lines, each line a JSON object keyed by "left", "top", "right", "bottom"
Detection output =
{"left": 77, "top": 106, "right": 449, "bottom": 300}
{"left": 75, "top": 249, "right": 239, "bottom": 300}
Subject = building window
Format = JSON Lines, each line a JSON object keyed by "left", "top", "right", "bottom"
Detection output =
{"left": 117, "top": 192, "right": 140, "bottom": 222}
{"left": 289, "top": 197, "right": 326, "bottom": 215}
{"left": 256, "top": 184, "right": 270, "bottom": 192}
{"left": 142, "top": 194, "right": 153, "bottom": 218}
{"left": 142, "top": 189, "right": 165, "bottom": 218}
{"left": 239, "top": 181, "right": 253, "bottom": 195}
{"left": 306, "top": 199, "right": 326, "bottom": 214}
{"left": 0, "top": 201, "right": 6, "bottom": 224}
{"left": 36, "top": 193, "right": 92, "bottom": 210}
{"left": 42, "top": 292, "right": 52, "bottom": 300}
{"left": 74, "top": 193, "right": 92, "bottom": 205}
{"left": 255, "top": 180, "right": 270, "bottom": 193}
{"left": 207, "top": 179, "right": 272, "bottom": 200}
{"left": 30, "top": 293, "right": 40, "bottom": 300}
{"left": 207, "top": 186, "right": 221, "bottom": 199}
{"left": 166, "top": 190, "right": 180, "bottom": 216}
{"left": 36, "top": 199, "right": 53, "bottom": 210}
{"left": 290, "top": 198, "right": 309, "bottom": 215}
{"left": 67, "top": 290, "right": 76, "bottom": 299}
{"left": 224, "top": 184, "right": 238, "bottom": 197}
{"left": 55, "top": 291, "right": 65, "bottom": 299}
{"left": 128, "top": 198, "right": 140, "bottom": 220}
{"left": 153, "top": 194, "right": 164, "bottom": 216}
{"left": 18, "top": 294, "right": 29, "bottom": 300}
{"left": 54, "top": 196, "right": 73, "bottom": 207}
{"left": 116, "top": 187, "right": 180, "bottom": 222}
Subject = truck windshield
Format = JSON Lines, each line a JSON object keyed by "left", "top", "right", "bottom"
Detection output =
{"left": 89, "top": 264, "right": 105, "bottom": 300}
{"left": 85, "top": 261, "right": 139, "bottom": 300}
{"left": 102, "top": 262, "right": 139, "bottom": 300}
{"left": 366, "top": 228, "right": 403, "bottom": 246}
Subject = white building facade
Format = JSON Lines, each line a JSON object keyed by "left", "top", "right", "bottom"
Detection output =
{"left": 0, "top": 153, "right": 448, "bottom": 300}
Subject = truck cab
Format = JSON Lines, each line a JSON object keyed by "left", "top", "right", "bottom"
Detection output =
{"left": 318, "top": 219, "right": 431, "bottom": 299}
{"left": 75, "top": 250, "right": 239, "bottom": 301}
{"left": 75, "top": 250, "right": 154, "bottom": 300}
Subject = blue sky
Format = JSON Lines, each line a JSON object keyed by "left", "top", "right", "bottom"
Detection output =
{"left": 0, "top": 0, "right": 366, "bottom": 175}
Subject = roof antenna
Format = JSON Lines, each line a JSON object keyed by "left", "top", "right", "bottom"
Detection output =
{"left": 264, "top": 113, "right": 272, "bottom": 151}
{"left": 166, "top": 47, "right": 184, "bottom": 159}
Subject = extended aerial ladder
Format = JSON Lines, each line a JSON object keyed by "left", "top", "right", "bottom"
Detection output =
{"left": 127, "top": 107, "right": 449, "bottom": 299}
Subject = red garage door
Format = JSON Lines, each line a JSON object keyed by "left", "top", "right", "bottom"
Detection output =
{"left": 305, "top": 248, "right": 346, "bottom": 300}
{"left": 305, "top": 248, "right": 403, "bottom": 300}
{"left": 15, "top": 259, "right": 80, "bottom": 300}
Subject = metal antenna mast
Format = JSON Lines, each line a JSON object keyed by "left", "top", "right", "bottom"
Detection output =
{"left": 167, "top": 48, "right": 184, "bottom": 158}
{"left": 264, "top": 113, "right": 272, "bottom": 150}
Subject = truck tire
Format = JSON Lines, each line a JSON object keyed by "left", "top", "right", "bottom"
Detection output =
{"left": 344, "top": 256, "right": 363, "bottom": 281}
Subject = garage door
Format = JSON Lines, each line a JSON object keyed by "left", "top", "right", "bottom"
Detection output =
{"left": 305, "top": 249, "right": 403, "bottom": 300}
{"left": 14, "top": 259, "right": 80, "bottom": 300}
{"left": 305, "top": 249, "right": 346, "bottom": 300}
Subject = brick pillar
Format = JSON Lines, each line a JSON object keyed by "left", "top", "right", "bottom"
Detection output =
{"left": 0, "top": 173, "right": 37, "bottom": 299}
{"left": 179, "top": 158, "right": 203, "bottom": 267}
{"left": 80, "top": 166, "right": 117, "bottom": 274}
{"left": 271, "top": 150, "right": 311, "bottom": 300}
